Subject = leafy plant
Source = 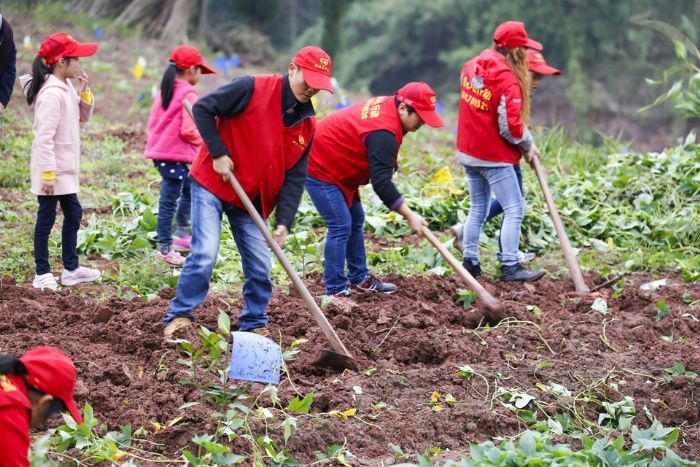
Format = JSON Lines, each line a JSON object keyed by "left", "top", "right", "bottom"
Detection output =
{"left": 455, "top": 289, "right": 477, "bottom": 309}
{"left": 660, "top": 362, "right": 698, "bottom": 385}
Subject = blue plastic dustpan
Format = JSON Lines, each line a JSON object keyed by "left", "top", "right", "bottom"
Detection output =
{"left": 228, "top": 331, "right": 282, "bottom": 385}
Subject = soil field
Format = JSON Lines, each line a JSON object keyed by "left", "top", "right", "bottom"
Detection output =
{"left": 1, "top": 271, "right": 699, "bottom": 464}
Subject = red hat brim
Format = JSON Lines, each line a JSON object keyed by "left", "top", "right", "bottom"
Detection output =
{"left": 64, "top": 397, "right": 83, "bottom": 424}
{"left": 525, "top": 38, "right": 543, "bottom": 51}
{"left": 199, "top": 60, "right": 217, "bottom": 74}
{"left": 530, "top": 62, "right": 561, "bottom": 75}
{"left": 301, "top": 68, "right": 335, "bottom": 93}
{"left": 70, "top": 42, "right": 98, "bottom": 59}
{"left": 416, "top": 107, "right": 444, "bottom": 128}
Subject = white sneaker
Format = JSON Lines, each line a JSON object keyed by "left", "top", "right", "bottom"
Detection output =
{"left": 61, "top": 266, "right": 101, "bottom": 286}
{"left": 518, "top": 251, "right": 536, "bottom": 263}
{"left": 32, "top": 273, "right": 58, "bottom": 291}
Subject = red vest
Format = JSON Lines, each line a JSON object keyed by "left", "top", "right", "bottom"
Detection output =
{"left": 189, "top": 75, "right": 316, "bottom": 219}
{"left": 308, "top": 96, "right": 404, "bottom": 207}
{"left": 0, "top": 375, "right": 31, "bottom": 467}
{"left": 456, "top": 48, "right": 522, "bottom": 164}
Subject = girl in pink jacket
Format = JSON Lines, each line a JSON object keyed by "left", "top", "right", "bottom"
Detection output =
{"left": 21, "top": 32, "right": 100, "bottom": 291}
{"left": 144, "top": 45, "right": 215, "bottom": 266}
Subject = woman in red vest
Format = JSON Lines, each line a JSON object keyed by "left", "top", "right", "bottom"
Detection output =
{"left": 456, "top": 21, "right": 546, "bottom": 283}
{"left": 163, "top": 46, "right": 335, "bottom": 338}
{"left": 0, "top": 346, "right": 83, "bottom": 467}
{"left": 307, "top": 82, "right": 444, "bottom": 297}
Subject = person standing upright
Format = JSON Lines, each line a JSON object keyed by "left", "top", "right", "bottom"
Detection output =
{"left": 456, "top": 21, "right": 546, "bottom": 282}
{"left": 0, "top": 14, "right": 17, "bottom": 114}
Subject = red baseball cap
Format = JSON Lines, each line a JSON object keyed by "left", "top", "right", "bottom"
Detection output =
{"left": 395, "top": 82, "right": 444, "bottom": 128}
{"left": 19, "top": 346, "right": 82, "bottom": 424}
{"left": 292, "top": 46, "right": 334, "bottom": 93}
{"left": 527, "top": 49, "right": 561, "bottom": 75}
{"left": 493, "top": 21, "right": 542, "bottom": 51}
{"left": 170, "top": 45, "right": 216, "bottom": 74}
{"left": 38, "top": 32, "right": 98, "bottom": 65}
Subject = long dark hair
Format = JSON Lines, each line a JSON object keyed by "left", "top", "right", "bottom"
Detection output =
{"left": 160, "top": 61, "right": 178, "bottom": 110}
{"left": 26, "top": 56, "right": 73, "bottom": 106}
{"left": 0, "top": 354, "right": 66, "bottom": 413}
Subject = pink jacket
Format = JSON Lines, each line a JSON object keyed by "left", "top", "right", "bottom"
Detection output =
{"left": 144, "top": 79, "right": 202, "bottom": 163}
{"left": 20, "top": 74, "right": 93, "bottom": 196}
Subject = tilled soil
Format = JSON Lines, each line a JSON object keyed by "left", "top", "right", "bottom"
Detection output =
{"left": 1, "top": 272, "right": 699, "bottom": 464}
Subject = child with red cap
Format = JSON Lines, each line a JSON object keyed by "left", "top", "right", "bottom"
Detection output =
{"left": 145, "top": 45, "right": 216, "bottom": 266}
{"left": 306, "top": 82, "right": 444, "bottom": 297}
{"left": 453, "top": 48, "right": 561, "bottom": 263}
{"left": 0, "top": 346, "right": 82, "bottom": 467}
{"left": 456, "top": 21, "right": 547, "bottom": 283}
{"left": 163, "top": 46, "right": 335, "bottom": 338}
{"left": 19, "top": 32, "right": 100, "bottom": 291}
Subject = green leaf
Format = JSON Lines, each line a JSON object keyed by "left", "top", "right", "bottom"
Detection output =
{"left": 217, "top": 310, "right": 231, "bottom": 336}
{"left": 286, "top": 392, "right": 314, "bottom": 414}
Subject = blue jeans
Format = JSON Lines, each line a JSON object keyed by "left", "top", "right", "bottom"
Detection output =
{"left": 34, "top": 194, "right": 82, "bottom": 274}
{"left": 485, "top": 163, "right": 524, "bottom": 222}
{"left": 462, "top": 165, "right": 524, "bottom": 266}
{"left": 156, "top": 175, "right": 191, "bottom": 253}
{"left": 163, "top": 180, "right": 271, "bottom": 331}
{"left": 306, "top": 176, "right": 368, "bottom": 295}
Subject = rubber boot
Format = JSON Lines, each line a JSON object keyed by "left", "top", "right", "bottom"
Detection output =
{"left": 462, "top": 259, "right": 481, "bottom": 278}
{"left": 501, "top": 263, "right": 545, "bottom": 282}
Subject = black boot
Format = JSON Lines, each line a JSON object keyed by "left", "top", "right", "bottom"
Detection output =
{"left": 501, "top": 263, "right": 545, "bottom": 282}
{"left": 462, "top": 259, "right": 481, "bottom": 278}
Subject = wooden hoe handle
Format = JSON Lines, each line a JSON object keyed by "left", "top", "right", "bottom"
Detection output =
{"left": 183, "top": 101, "right": 352, "bottom": 357}
{"left": 531, "top": 154, "right": 589, "bottom": 293}
{"left": 422, "top": 227, "right": 503, "bottom": 312}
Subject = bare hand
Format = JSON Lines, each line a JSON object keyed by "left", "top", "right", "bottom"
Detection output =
{"left": 273, "top": 225, "right": 288, "bottom": 246}
{"left": 524, "top": 145, "right": 539, "bottom": 166}
{"left": 41, "top": 180, "right": 55, "bottom": 196}
{"left": 77, "top": 70, "right": 89, "bottom": 92}
{"left": 407, "top": 212, "right": 427, "bottom": 237}
{"left": 213, "top": 156, "right": 234, "bottom": 182}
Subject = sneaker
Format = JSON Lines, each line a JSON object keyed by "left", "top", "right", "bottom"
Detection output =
{"left": 451, "top": 223, "right": 464, "bottom": 254}
{"left": 172, "top": 235, "right": 192, "bottom": 251}
{"left": 333, "top": 288, "right": 352, "bottom": 298}
{"left": 61, "top": 266, "right": 101, "bottom": 286}
{"left": 462, "top": 259, "right": 481, "bottom": 278}
{"left": 354, "top": 274, "right": 398, "bottom": 294}
{"left": 32, "top": 273, "right": 58, "bottom": 291}
{"left": 156, "top": 249, "right": 186, "bottom": 267}
{"left": 164, "top": 317, "right": 193, "bottom": 338}
{"left": 518, "top": 251, "right": 536, "bottom": 263}
{"left": 248, "top": 327, "right": 270, "bottom": 337}
{"left": 501, "top": 263, "right": 545, "bottom": 282}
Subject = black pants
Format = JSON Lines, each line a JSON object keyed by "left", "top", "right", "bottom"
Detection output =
{"left": 34, "top": 194, "right": 82, "bottom": 274}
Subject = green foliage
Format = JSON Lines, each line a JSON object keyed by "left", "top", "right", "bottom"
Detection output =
{"left": 660, "top": 362, "right": 698, "bottom": 385}
{"left": 286, "top": 392, "right": 314, "bottom": 414}
{"left": 455, "top": 289, "right": 477, "bottom": 309}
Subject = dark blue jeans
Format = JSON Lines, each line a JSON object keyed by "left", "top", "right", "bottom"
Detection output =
{"left": 485, "top": 163, "right": 524, "bottom": 222}
{"left": 156, "top": 175, "right": 191, "bottom": 253}
{"left": 34, "top": 194, "right": 82, "bottom": 274}
{"left": 306, "top": 176, "right": 369, "bottom": 295}
{"left": 164, "top": 180, "right": 271, "bottom": 331}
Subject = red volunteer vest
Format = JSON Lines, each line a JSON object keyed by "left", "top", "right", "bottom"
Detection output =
{"left": 0, "top": 375, "right": 31, "bottom": 467}
{"left": 456, "top": 48, "right": 522, "bottom": 164}
{"left": 189, "top": 75, "right": 316, "bottom": 219}
{"left": 308, "top": 96, "right": 404, "bottom": 207}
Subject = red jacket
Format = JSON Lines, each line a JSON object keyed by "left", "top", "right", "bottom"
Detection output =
{"left": 308, "top": 96, "right": 404, "bottom": 207}
{"left": 189, "top": 75, "right": 316, "bottom": 219}
{"left": 0, "top": 374, "right": 31, "bottom": 467}
{"left": 456, "top": 48, "right": 531, "bottom": 164}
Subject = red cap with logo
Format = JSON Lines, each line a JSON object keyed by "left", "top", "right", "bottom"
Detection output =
{"left": 19, "top": 346, "right": 82, "bottom": 424}
{"left": 493, "top": 21, "right": 542, "bottom": 51}
{"left": 395, "top": 82, "right": 444, "bottom": 128}
{"left": 527, "top": 49, "right": 561, "bottom": 75}
{"left": 38, "top": 32, "right": 98, "bottom": 65}
{"left": 292, "top": 46, "right": 335, "bottom": 93}
{"left": 170, "top": 45, "right": 216, "bottom": 74}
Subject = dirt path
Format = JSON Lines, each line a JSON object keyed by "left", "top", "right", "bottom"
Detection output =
{"left": 1, "top": 272, "right": 698, "bottom": 463}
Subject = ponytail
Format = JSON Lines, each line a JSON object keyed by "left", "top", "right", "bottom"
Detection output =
{"left": 504, "top": 47, "right": 531, "bottom": 126}
{"left": 26, "top": 56, "right": 54, "bottom": 106}
{"left": 0, "top": 354, "right": 27, "bottom": 375}
{"left": 160, "top": 61, "right": 177, "bottom": 110}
